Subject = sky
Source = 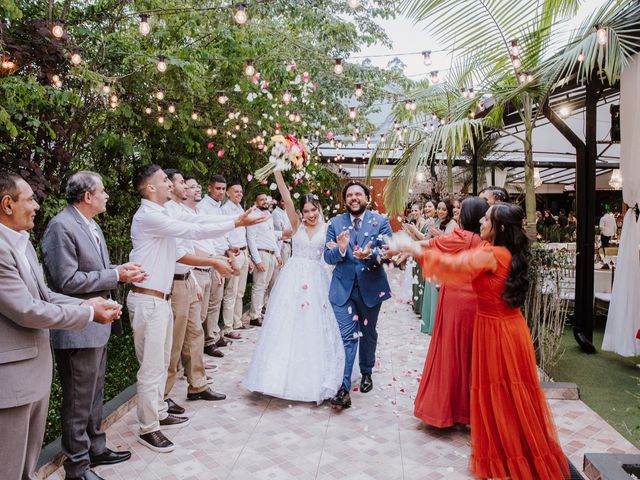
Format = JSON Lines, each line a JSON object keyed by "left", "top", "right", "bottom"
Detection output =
{"left": 357, "top": 0, "right": 611, "bottom": 81}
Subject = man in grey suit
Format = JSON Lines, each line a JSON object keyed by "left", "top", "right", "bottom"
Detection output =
{"left": 0, "top": 172, "right": 121, "bottom": 480}
{"left": 41, "top": 171, "right": 147, "bottom": 480}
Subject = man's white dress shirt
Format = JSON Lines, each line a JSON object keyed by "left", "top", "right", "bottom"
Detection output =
{"left": 197, "top": 195, "right": 230, "bottom": 256}
{"left": 220, "top": 201, "right": 247, "bottom": 248}
{"left": 129, "top": 199, "right": 235, "bottom": 294}
{"left": 247, "top": 212, "right": 280, "bottom": 263}
{"left": 599, "top": 213, "right": 617, "bottom": 237}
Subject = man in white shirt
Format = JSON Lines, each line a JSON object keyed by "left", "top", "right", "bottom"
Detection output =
{"left": 271, "top": 193, "right": 293, "bottom": 271}
{"left": 220, "top": 181, "right": 252, "bottom": 340}
{"left": 599, "top": 209, "right": 617, "bottom": 247}
{"left": 162, "top": 170, "right": 234, "bottom": 418}
{"left": 247, "top": 193, "right": 282, "bottom": 327}
{"left": 126, "top": 165, "right": 266, "bottom": 453}
{"left": 0, "top": 173, "right": 120, "bottom": 480}
{"left": 197, "top": 174, "right": 238, "bottom": 347}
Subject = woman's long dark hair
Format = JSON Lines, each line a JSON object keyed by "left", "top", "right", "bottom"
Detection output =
{"left": 438, "top": 197, "right": 454, "bottom": 231}
{"left": 298, "top": 194, "right": 322, "bottom": 216}
{"left": 459, "top": 197, "right": 489, "bottom": 234}
{"left": 490, "top": 203, "right": 530, "bottom": 308}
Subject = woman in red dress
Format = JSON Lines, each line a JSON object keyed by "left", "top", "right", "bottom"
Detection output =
{"left": 412, "top": 196, "right": 488, "bottom": 428}
{"left": 396, "top": 203, "right": 568, "bottom": 480}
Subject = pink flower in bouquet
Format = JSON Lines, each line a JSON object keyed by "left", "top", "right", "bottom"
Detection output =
{"left": 252, "top": 72, "right": 261, "bottom": 83}
{"left": 275, "top": 123, "right": 281, "bottom": 130}
{"left": 260, "top": 80, "right": 269, "bottom": 89}
{"left": 207, "top": 142, "right": 214, "bottom": 149}
{"left": 287, "top": 61, "right": 296, "bottom": 72}
{"left": 303, "top": 71, "right": 310, "bottom": 82}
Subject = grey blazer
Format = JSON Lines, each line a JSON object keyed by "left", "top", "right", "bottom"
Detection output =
{"left": 41, "top": 206, "right": 119, "bottom": 349}
{"left": 0, "top": 226, "right": 90, "bottom": 408}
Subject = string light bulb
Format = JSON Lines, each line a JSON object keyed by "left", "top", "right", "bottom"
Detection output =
{"left": 596, "top": 24, "right": 607, "bottom": 45}
{"left": 70, "top": 51, "right": 82, "bottom": 65}
{"left": 155, "top": 90, "right": 164, "bottom": 101}
{"left": 511, "top": 55, "right": 521, "bottom": 69}
{"left": 1, "top": 57, "right": 15, "bottom": 70}
{"left": 109, "top": 94, "right": 118, "bottom": 104}
{"left": 295, "top": 112, "right": 301, "bottom": 122}
{"left": 228, "top": 111, "right": 236, "bottom": 120}
{"left": 102, "top": 84, "right": 111, "bottom": 94}
{"left": 157, "top": 56, "right": 167, "bottom": 73}
{"left": 333, "top": 58, "right": 344, "bottom": 75}
{"left": 348, "top": 107, "right": 357, "bottom": 120}
{"left": 244, "top": 59, "right": 255, "bottom": 76}
{"left": 241, "top": 114, "right": 249, "bottom": 124}
{"left": 518, "top": 72, "right": 527, "bottom": 83}
{"left": 577, "top": 52, "right": 585, "bottom": 62}
{"left": 526, "top": 73, "right": 534, "bottom": 83}
{"left": 234, "top": 4, "right": 248, "bottom": 25}
{"left": 347, "top": 0, "right": 361, "bottom": 9}
{"left": 430, "top": 70, "right": 439, "bottom": 84}
{"left": 216, "top": 91, "right": 228, "bottom": 104}
{"left": 145, "top": 107, "right": 152, "bottom": 114}
{"left": 282, "top": 89, "right": 292, "bottom": 104}
{"left": 139, "top": 15, "right": 151, "bottom": 36}
{"left": 509, "top": 40, "right": 521, "bottom": 57}
{"left": 422, "top": 50, "right": 432, "bottom": 66}
{"left": 167, "top": 103, "right": 175, "bottom": 113}
{"left": 191, "top": 112, "right": 199, "bottom": 120}
{"left": 157, "top": 116, "right": 164, "bottom": 124}
{"left": 288, "top": 111, "right": 296, "bottom": 122}
{"left": 354, "top": 83, "right": 364, "bottom": 97}
{"left": 51, "top": 22, "right": 64, "bottom": 38}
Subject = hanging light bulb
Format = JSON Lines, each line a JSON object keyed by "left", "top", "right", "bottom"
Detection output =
{"left": 347, "top": 0, "right": 361, "bottom": 9}
{"left": 51, "top": 22, "right": 64, "bottom": 38}
{"left": 167, "top": 103, "right": 175, "bottom": 113}
{"left": 461, "top": 88, "right": 468, "bottom": 98}
{"left": 609, "top": 169, "right": 623, "bottom": 189}
{"left": 478, "top": 102, "right": 485, "bottom": 111}
{"left": 333, "top": 58, "right": 344, "bottom": 75}
{"left": 234, "top": 4, "right": 248, "bottom": 25}
{"left": 157, "top": 116, "right": 164, "bottom": 124}
{"left": 509, "top": 40, "right": 521, "bottom": 57}
{"left": 431, "top": 112, "right": 438, "bottom": 120}
{"left": 101, "top": 84, "right": 111, "bottom": 94}
{"left": 422, "top": 50, "right": 432, "bottom": 66}
{"left": 109, "top": 94, "right": 118, "bottom": 104}
{"left": 468, "top": 88, "right": 476, "bottom": 98}
{"left": 216, "top": 91, "right": 228, "bottom": 104}
{"left": 155, "top": 90, "right": 164, "bottom": 101}
{"left": 206, "top": 128, "right": 214, "bottom": 136}
{"left": 235, "top": 124, "right": 241, "bottom": 130}
{"left": 295, "top": 112, "right": 301, "bottom": 122}
{"left": 191, "top": 112, "right": 199, "bottom": 120}
{"left": 577, "top": 52, "right": 585, "bottom": 62}
{"left": 440, "top": 118, "right": 447, "bottom": 125}
{"left": 404, "top": 99, "right": 412, "bottom": 110}
{"left": 51, "top": 74, "right": 61, "bottom": 86}
{"left": 354, "top": 83, "right": 364, "bottom": 97}
{"left": 533, "top": 167, "right": 543, "bottom": 188}
{"left": 596, "top": 24, "right": 607, "bottom": 45}
{"left": 511, "top": 55, "right": 521, "bottom": 69}
{"left": 157, "top": 104, "right": 162, "bottom": 112}
{"left": 526, "top": 73, "right": 534, "bottom": 83}
{"left": 70, "top": 50, "right": 82, "bottom": 65}
{"left": 430, "top": 70, "right": 439, "bottom": 84}
{"left": 288, "top": 111, "right": 296, "bottom": 122}
{"left": 559, "top": 105, "right": 570, "bottom": 118}
{"left": 282, "top": 89, "right": 292, "bottom": 104}
{"left": 469, "top": 110, "right": 475, "bottom": 118}
{"left": 139, "top": 14, "right": 151, "bottom": 36}
{"left": 228, "top": 111, "right": 236, "bottom": 120}
{"left": 348, "top": 107, "right": 357, "bottom": 120}
{"left": 518, "top": 72, "right": 527, "bottom": 83}
{"left": 145, "top": 106, "right": 152, "bottom": 114}
{"left": 244, "top": 59, "right": 255, "bottom": 76}
{"left": 241, "top": 114, "right": 249, "bottom": 124}
{"left": 156, "top": 55, "right": 168, "bottom": 73}
{"left": 380, "top": 134, "right": 385, "bottom": 142}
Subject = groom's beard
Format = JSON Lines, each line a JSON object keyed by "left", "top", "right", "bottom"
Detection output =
{"left": 346, "top": 203, "right": 367, "bottom": 216}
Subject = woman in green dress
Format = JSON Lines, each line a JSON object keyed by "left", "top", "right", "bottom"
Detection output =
{"left": 420, "top": 198, "right": 458, "bottom": 334}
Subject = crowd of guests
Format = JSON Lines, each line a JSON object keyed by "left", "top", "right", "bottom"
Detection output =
{"left": 0, "top": 167, "right": 291, "bottom": 480}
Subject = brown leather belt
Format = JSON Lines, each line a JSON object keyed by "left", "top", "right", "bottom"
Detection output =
{"left": 131, "top": 286, "right": 171, "bottom": 300}
{"left": 173, "top": 271, "right": 191, "bottom": 281}
{"left": 258, "top": 248, "right": 275, "bottom": 254}
{"left": 194, "top": 267, "right": 211, "bottom": 272}
{"left": 237, "top": 246, "right": 247, "bottom": 251}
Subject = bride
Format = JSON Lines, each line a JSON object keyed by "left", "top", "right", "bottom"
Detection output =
{"left": 242, "top": 170, "right": 345, "bottom": 404}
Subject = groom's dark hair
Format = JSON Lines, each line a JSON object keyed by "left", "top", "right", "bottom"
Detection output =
{"left": 341, "top": 181, "right": 370, "bottom": 201}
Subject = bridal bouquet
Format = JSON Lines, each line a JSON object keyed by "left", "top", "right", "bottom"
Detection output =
{"left": 255, "top": 134, "right": 309, "bottom": 180}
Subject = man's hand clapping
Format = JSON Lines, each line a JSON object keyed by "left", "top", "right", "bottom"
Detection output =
{"left": 353, "top": 241, "right": 373, "bottom": 260}
{"left": 336, "top": 230, "right": 350, "bottom": 254}
{"left": 116, "top": 262, "right": 148, "bottom": 283}
{"left": 82, "top": 297, "right": 122, "bottom": 324}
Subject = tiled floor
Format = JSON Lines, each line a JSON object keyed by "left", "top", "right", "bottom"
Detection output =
{"left": 44, "top": 269, "right": 639, "bottom": 479}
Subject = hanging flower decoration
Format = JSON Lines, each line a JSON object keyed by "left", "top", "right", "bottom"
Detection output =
{"left": 255, "top": 134, "right": 309, "bottom": 180}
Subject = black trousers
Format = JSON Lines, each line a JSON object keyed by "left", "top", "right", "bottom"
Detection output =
{"left": 54, "top": 346, "right": 108, "bottom": 478}
{"left": 600, "top": 234, "right": 611, "bottom": 248}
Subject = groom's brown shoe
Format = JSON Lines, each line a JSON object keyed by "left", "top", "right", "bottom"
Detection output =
{"left": 330, "top": 387, "right": 351, "bottom": 408}
{"left": 360, "top": 373, "right": 373, "bottom": 393}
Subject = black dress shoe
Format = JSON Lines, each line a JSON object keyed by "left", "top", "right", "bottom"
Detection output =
{"left": 215, "top": 337, "right": 231, "bottom": 347}
{"left": 203, "top": 345, "right": 224, "bottom": 358}
{"left": 65, "top": 469, "right": 105, "bottom": 480}
{"left": 249, "top": 318, "right": 263, "bottom": 327}
{"left": 166, "top": 398, "right": 185, "bottom": 415}
{"left": 360, "top": 373, "right": 373, "bottom": 393}
{"left": 187, "top": 387, "right": 226, "bottom": 401}
{"left": 330, "top": 387, "right": 351, "bottom": 408}
{"left": 138, "top": 430, "right": 175, "bottom": 453}
{"left": 89, "top": 448, "right": 131, "bottom": 467}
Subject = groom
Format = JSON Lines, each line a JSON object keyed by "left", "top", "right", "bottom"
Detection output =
{"left": 324, "top": 181, "right": 392, "bottom": 407}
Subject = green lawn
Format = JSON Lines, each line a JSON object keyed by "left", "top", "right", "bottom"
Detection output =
{"left": 550, "top": 327, "right": 640, "bottom": 448}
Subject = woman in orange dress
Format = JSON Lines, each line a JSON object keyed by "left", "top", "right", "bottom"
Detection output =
{"left": 396, "top": 203, "right": 568, "bottom": 480}
{"left": 412, "top": 196, "right": 488, "bottom": 428}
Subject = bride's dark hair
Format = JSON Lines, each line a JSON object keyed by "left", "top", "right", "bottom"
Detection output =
{"left": 490, "top": 203, "right": 530, "bottom": 308}
{"left": 298, "top": 194, "right": 322, "bottom": 215}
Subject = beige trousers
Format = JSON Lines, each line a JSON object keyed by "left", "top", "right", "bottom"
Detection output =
{"left": 127, "top": 291, "right": 172, "bottom": 434}
{"left": 250, "top": 250, "right": 278, "bottom": 319}
{"left": 164, "top": 275, "right": 207, "bottom": 397}
{"left": 222, "top": 249, "right": 249, "bottom": 333}
{"left": 202, "top": 269, "right": 224, "bottom": 346}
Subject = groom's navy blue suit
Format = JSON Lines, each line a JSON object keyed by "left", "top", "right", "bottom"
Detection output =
{"left": 324, "top": 209, "right": 392, "bottom": 391}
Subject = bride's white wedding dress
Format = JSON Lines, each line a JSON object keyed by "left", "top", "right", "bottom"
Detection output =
{"left": 242, "top": 224, "right": 345, "bottom": 403}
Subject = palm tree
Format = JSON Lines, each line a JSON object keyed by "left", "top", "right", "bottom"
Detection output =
{"left": 369, "top": 0, "right": 640, "bottom": 220}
